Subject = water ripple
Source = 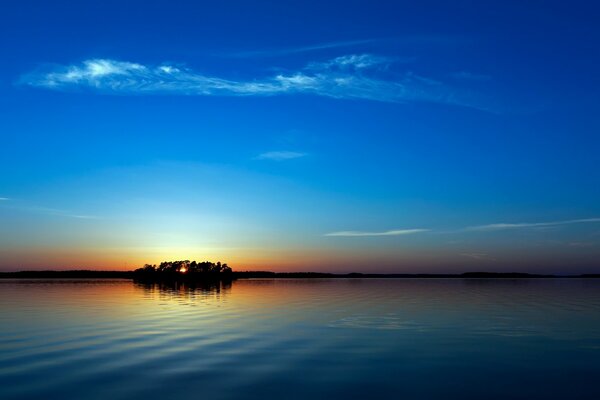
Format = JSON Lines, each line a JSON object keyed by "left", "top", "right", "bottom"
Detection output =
{"left": 1, "top": 279, "right": 600, "bottom": 400}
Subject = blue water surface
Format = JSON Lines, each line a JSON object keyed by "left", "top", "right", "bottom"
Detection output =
{"left": 1, "top": 278, "right": 599, "bottom": 399}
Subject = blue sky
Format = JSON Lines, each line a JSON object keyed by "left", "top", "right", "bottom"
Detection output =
{"left": 1, "top": 0, "right": 599, "bottom": 272}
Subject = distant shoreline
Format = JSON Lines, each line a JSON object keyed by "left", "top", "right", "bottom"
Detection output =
{"left": 0, "top": 270, "right": 598, "bottom": 279}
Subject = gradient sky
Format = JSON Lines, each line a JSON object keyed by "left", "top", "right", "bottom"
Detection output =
{"left": 1, "top": 0, "right": 599, "bottom": 273}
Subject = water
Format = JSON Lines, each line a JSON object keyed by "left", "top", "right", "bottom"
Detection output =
{"left": 1, "top": 278, "right": 599, "bottom": 399}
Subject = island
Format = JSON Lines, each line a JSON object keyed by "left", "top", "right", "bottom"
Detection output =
{"left": 133, "top": 260, "right": 233, "bottom": 282}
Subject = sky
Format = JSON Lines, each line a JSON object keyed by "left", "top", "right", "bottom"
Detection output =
{"left": 1, "top": 0, "right": 599, "bottom": 273}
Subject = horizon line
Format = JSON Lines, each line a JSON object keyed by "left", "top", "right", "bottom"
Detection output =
{"left": 1, "top": 269, "right": 599, "bottom": 278}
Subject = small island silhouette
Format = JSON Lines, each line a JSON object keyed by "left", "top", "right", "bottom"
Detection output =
{"left": 133, "top": 260, "right": 233, "bottom": 283}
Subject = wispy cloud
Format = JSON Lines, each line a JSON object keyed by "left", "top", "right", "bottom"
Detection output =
{"left": 326, "top": 218, "right": 600, "bottom": 238}
{"left": 224, "top": 35, "right": 470, "bottom": 58}
{"left": 0, "top": 200, "right": 98, "bottom": 220}
{"left": 568, "top": 242, "right": 594, "bottom": 248}
{"left": 460, "top": 252, "right": 496, "bottom": 261}
{"left": 223, "top": 39, "right": 377, "bottom": 58}
{"left": 306, "top": 54, "right": 396, "bottom": 71}
{"left": 61, "top": 213, "right": 99, "bottom": 220}
{"left": 256, "top": 151, "right": 307, "bottom": 161}
{"left": 22, "top": 56, "right": 488, "bottom": 109}
{"left": 325, "top": 229, "right": 429, "bottom": 237}
{"left": 465, "top": 218, "right": 600, "bottom": 232}
{"left": 26, "top": 206, "right": 100, "bottom": 220}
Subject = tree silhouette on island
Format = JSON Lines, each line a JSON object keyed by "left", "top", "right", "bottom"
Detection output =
{"left": 134, "top": 260, "right": 233, "bottom": 282}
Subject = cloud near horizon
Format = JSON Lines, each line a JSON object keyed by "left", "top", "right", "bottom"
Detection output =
{"left": 465, "top": 218, "right": 600, "bottom": 232}
{"left": 0, "top": 199, "right": 98, "bottom": 220}
{"left": 325, "top": 229, "right": 429, "bottom": 237}
{"left": 21, "top": 55, "right": 487, "bottom": 109}
{"left": 460, "top": 252, "right": 496, "bottom": 261}
{"left": 26, "top": 206, "right": 100, "bottom": 220}
{"left": 327, "top": 218, "right": 600, "bottom": 238}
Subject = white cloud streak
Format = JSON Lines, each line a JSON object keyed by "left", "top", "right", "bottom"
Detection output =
{"left": 0, "top": 200, "right": 98, "bottom": 220}
{"left": 22, "top": 56, "right": 486, "bottom": 109}
{"left": 326, "top": 218, "right": 600, "bottom": 238}
{"left": 460, "top": 252, "right": 496, "bottom": 261}
{"left": 465, "top": 218, "right": 600, "bottom": 232}
{"left": 225, "top": 35, "right": 470, "bottom": 58}
{"left": 224, "top": 39, "right": 377, "bottom": 58}
{"left": 325, "top": 229, "right": 429, "bottom": 237}
{"left": 27, "top": 206, "right": 100, "bottom": 220}
{"left": 306, "top": 54, "right": 394, "bottom": 71}
{"left": 256, "top": 151, "right": 307, "bottom": 161}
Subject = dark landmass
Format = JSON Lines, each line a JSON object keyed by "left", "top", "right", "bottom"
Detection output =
{"left": 0, "top": 270, "right": 135, "bottom": 279}
{"left": 132, "top": 260, "right": 233, "bottom": 283}
{"left": 1, "top": 260, "right": 598, "bottom": 280}
{"left": 1, "top": 270, "right": 599, "bottom": 279}
{"left": 233, "top": 271, "right": 600, "bottom": 279}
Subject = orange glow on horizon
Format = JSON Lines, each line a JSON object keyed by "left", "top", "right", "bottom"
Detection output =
{"left": 1, "top": 245, "right": 565, "bottom": 274}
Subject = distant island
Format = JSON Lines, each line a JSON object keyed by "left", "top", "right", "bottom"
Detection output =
{"left": 0, "top": 261, "right": 599, "bottom": 280}
{"left": 133, "top": 260, "right": 233, "bottom": 282}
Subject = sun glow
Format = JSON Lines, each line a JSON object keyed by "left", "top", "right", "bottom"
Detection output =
{"left": 179, "top": 266, "right": 187, "bottom": 273}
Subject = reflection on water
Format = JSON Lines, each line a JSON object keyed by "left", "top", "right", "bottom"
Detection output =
{"left": 134, "top": 280, "right": 232, "bottom": 300}
{"left": 1, "top": 278, "right": 600, "bottom": 399}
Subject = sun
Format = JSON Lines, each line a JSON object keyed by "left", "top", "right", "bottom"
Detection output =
{"left": 179, "top": 266, "right": 187, "bottom": 273}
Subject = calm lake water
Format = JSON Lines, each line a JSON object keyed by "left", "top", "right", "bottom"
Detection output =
{"left": 1, "top": 278, "right": 600, "bottom": 400}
